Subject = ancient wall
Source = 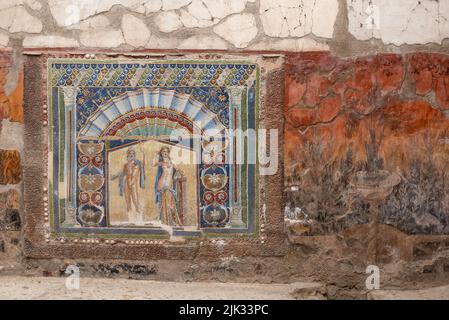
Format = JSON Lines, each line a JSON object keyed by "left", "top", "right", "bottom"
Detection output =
{"left": 0, "top": 49, "right": 23, "bottom": 271}
{"left": 1, "top": 0, "right": 449, "bottom": 293}
{"left": 284, "top": 52, "right": 449, "bottom": 292}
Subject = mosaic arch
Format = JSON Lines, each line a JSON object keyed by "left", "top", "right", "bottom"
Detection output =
{"left": 48, "top": 59, "right": 259, "bottom": 239}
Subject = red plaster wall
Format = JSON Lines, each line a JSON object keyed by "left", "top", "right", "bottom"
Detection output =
{"left": 284, "top": 52, "right": 449, "bottom": 237}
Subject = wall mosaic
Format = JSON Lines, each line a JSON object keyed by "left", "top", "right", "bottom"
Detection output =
{"left": 285, "top": 52, "right": 449, "bottom": 236}
{"left": 48, "top": 59, "right": 260, "bottom": 240}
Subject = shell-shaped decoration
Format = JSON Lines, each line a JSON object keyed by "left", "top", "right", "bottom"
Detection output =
{"left": 78, "top": 174, "right": 104, "bottom": 192}
{"left": 201, "top": 165, "right": 228, "bottom": 192}
{"left": 78, "top": 142, "right": 104, "bottom": 156}
{"left": 78, "top": 204, "right": 104, "bottom": 227}
{"left": 203, "top": 204, "right": 228, "bottom": 226}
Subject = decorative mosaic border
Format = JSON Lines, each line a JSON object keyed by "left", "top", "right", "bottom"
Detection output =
{"left": 23, "top": 53, "right": 285, "bottom": 260}
{"left": 47, "top": 58, "right": 261, "bottom": 240}
{"left": 50, "top": 60, "right": 258, "bottom": 88}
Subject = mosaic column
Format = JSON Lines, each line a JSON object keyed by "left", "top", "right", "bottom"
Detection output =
{"left": 228, "top": 87, "right": 245, "bottom": 228}
{"left": 61, "top": 87, "right": 78, "bottom": 226}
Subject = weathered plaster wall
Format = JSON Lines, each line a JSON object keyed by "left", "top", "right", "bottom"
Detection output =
{"left": 284, "top": 51, "right": 449, "bottom": 273}
{"left": 2, "top": 0, "right": 449, "bottom": 53}
{"left": 285, "top": 52, "right": 449, "bottom": 235}
{"left": 0, "top": 49, "right": 23, "bottom": 270}
{"left": 1, "top": 0, "right": 449, "bottom": 294}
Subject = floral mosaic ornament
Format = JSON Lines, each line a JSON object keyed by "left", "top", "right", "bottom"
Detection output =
{"left": 48, "top": 59, "right": 259, "bottom": 239}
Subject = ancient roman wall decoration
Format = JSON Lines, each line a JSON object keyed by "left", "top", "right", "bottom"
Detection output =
{"left": 48, "top": 59, "right": 259, "bottom": 240}
{"left": 285, "top": 52, "right": 449, "bottom": 236}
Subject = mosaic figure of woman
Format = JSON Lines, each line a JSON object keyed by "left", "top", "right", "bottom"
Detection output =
{"left": 152, "top": 146, "right": 185, "bottom": 226}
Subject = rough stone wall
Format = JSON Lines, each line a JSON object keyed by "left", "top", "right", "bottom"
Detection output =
{"left": 1, "top": 0, "right": 449, "bottom": 292}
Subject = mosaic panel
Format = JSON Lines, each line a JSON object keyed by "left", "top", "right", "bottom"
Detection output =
{"left": 48, "top": 59, "right": 259, "bottom": 239}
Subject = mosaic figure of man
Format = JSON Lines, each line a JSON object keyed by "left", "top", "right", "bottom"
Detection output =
{"left": 114, "top": 147, "right": 146, "bottom": 223}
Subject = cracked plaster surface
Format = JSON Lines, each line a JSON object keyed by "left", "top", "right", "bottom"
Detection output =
{"left": 347, "top": 0, "right": 449, "bottom": 45}
{"left": 0, "top": 4, "right": 42, "bottom": 33}
{"left": 259, "top": 0, "right": 339, "bottom": 38}
{"left": 1, "top": 0, "right": 447, "bottom": 50}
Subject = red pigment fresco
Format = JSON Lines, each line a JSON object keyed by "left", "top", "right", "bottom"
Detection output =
{"left": 285, "top": 52, "right": 449, "bottom": 236}
{"left": 0, "top": 50, "right": 22, "bottom": 188}
{"left": 0, "top": 50, "right": 23, "bottom": 123}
